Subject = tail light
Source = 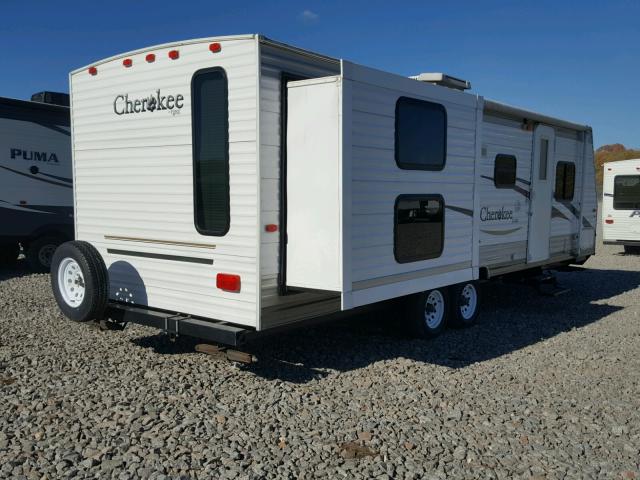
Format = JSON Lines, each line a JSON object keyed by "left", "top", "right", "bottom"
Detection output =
{"left": 605, "top": 218, "right": 614, "bottom": 224}
{"left": 265, "top": 224, "right": 278, "bottom": 232}
{"left": 216, "top": 274, "right": 241, "bottom": 292}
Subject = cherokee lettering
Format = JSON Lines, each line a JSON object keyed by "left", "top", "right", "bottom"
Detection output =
{"left": 113, "top": 89, "right": 184, "bottom": 115}
{"left": 480, "top": 206, "right": 514, "bottom": 222}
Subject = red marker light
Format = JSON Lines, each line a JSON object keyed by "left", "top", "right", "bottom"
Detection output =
{"left": 265, "top": 224, "right": 278, "bottom": 232}
{"left": 216, "top": 274, "right": 241, "bottom": 292}
{"left": 123, "top": 58, "right": 132, "bottom": 68}
{"left": 168, "top": 50, "right": 179, "bottom": 60}
{"left": 88, "top": 66, "right": 97, "bottom": 76}
{"left": 146, "top": 53, "right": 156, "bottom": 63}
{"left": 605, "top": 218, "right": 614, "bottom": 224}
{"left": 209, "top": 42, "right": 222, "bottom": 53}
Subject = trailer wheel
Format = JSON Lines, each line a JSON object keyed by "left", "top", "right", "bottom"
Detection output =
{"left": 450, "top": 281, "right": 481, "bottom": 328}
{"left": 0, "top": 243, "right": 20, "bottom": 267}
{"left": 405, "top": 288, "right": 449, "bottom": 338}
{"left": 26, "top": 236, "right": 64, "bottom": 272}
{"left": 51, "top": 241, "right": 108, "bottom": 322}
{"left": 624, "top": 245, "right": 640, "bottom": 255}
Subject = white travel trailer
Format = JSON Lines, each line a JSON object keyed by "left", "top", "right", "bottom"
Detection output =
{"left": 602, "top": 159, "right": 640, "bottom": 254}
{"left": 51, "top": 35, "right": 596, "bottom": 345}
{"left": 0, "top": 93, "right": 73, "bottom": 271}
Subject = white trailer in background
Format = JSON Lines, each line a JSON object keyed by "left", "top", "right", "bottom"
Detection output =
{"left": 602, "top": 159, "right": 640, "bottom": 254}
{"left": 51, "top": 35, "right": 596, "bottom": 345}
{"left": 0, "top": 93, "right": 73, "bottom": 271}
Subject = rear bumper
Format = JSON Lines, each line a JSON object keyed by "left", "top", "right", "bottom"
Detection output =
{"left": 106, "top": 303, "right": 253, "bottom": 347}
{"left": 603, "top": 240, "right": 640, "bottom": 246}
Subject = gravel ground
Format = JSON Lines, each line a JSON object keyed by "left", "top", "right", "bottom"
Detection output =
{"left": 1, "top": 241, "right": 639, "bottom": 480}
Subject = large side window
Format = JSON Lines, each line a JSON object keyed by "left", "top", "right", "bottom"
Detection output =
{"left": 614, "top": 175, "right": 640, "bottom": 210}
{"left": 394, "top": 195, "right": 444, "bottom": 263}
{"left": 395, "top": 97, "right": 447, "bottom": 171}
{"left": 554, "top": 161, "right": 576, "bottom": 201}
{"left": 192, "top": 68, "right": 229, "bottom": 236}
{"left": 494, "top": 154, "right": 517, "bottom": 188}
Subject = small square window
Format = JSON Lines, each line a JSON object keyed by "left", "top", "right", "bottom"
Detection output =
{"left": 394, "top": 195, "right": 444, "bottom": 263}
{"left": 494, "top": 154, "right": 517, "bottom": 188}
{"left": 395, "top": 97, "right": 447, "bottom": 171}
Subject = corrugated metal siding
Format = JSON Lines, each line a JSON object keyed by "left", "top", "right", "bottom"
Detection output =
{"left": 71, "top": 38, "right": 260, "bottom": 327}
{"left": 478, "top": 114, "right": 531, "bottom": 267}
{"left": 348, "top": 79, "right": 476, "bottom": 283}
{"left": 258, "top": 43, "right": 339, "bottom": 311}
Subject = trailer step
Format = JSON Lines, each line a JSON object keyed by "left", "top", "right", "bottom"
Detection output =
{"left": 522, "top": 270, "right": 572, "bottom": 297}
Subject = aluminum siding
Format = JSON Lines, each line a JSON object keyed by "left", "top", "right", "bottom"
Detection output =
{"left": 70, "top": 38, "right": 260, "bottom": 327}
{"left": 478, "top": 114, "right": 531, "bottom": 268}
{"left": 344, "top": 64, "right": 476, "bottom": 305}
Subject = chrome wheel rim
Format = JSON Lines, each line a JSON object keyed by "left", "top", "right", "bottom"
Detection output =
{"left": 459, "top": 283, "right": 478, "bottom": 320}
{"left": 38, "top": 244, "right": 57, "bottom": 268}
{"left": 424, "top": 290, "right": 445, "bottom": 329}
{"left": 58, "top": 258, "right": 85, "bottom": 307}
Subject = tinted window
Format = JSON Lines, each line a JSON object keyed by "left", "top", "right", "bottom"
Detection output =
{"left": 554, "top": 162, "right": 576, "bottom": 201}
{"left": 395, "top": 97, "right": 447, "bottom": 171}
{"left": 192, "top": 68, "right": 229, "bottom": 236}
{"left": 494, "top": 154, "right": 517, "bottom": 188}
{"left": 394, "top": 195, "right": 444, "bottom": 263}
{"left": 614, "top": 175, "right": 640, "bottom": 210}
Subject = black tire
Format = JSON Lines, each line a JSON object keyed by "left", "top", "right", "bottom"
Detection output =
{"left": 26, "top": 236, "right": 63, "bottom": 272}
{"left": 624, "top": 245, "right": 640, "bottom": 255}
{"left": 0, "top": 243, "right": 20, "bottom": 267}
{"left": 450, "top": 281, "right": 481, "bottom": 328}
{"left": 403, "top": 288, "right": 449, "bottom": 338}
{"left": 51, "top": 241, "right": 108, "bottom": 322}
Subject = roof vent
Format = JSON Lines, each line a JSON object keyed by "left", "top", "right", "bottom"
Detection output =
{"left": 411, "top": 73, "right": 471, "bottom": 91}
{"left": 30, "top": 91, "right": 70, "bottom": 107}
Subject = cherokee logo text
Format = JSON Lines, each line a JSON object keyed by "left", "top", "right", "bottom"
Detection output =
{"left": 113, "top": 90, "right": 184, "bottom": 115}
{"left": 480, "top": 206, "right": 514, "bottom": 221}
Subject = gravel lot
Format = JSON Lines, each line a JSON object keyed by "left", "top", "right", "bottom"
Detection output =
{"left": 1, "top": 240, "right": 639, "bottom": 480}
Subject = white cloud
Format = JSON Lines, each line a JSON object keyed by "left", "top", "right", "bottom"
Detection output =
{"left": 299, "top": 9, "right": 319, "bottom": 23}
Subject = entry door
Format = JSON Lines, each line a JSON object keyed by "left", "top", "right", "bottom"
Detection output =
{"left": 527, "top": 125, "right": 555, "bottom": 263}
